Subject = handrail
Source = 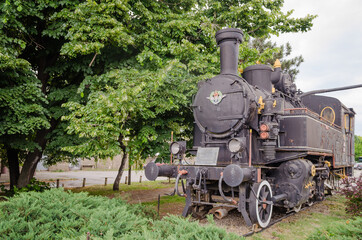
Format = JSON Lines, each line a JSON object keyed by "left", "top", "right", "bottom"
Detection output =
{"left": 283, "top": 108, "right": 341, "bottom": 129}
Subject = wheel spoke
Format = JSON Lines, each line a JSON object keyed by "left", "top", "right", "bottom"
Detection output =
{"left": 258, "top": 205, "right": 263, "bottom": 213}
{"left": 260, "top": 187, "right": 266, "bottom": 199}
{"left": 261, "top": 188, "right": 270, "bottom": 200}
{"left": 259, "top": 207, "right": 263, "bottom": 216}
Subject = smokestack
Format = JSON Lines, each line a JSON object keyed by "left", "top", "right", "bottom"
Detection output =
{"left": 215, "top": 28, "right": 243, "bottom": 76}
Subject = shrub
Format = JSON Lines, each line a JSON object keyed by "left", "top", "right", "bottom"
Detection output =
{"left": 0, "top": 188, "right": 241, "bottom": 240}
{"left": 122, "top": 214, "right": 241, "bottom": 240}
{"left": 0, "top": 178, "right": 50, "bottom": 197}
{"left": 307, "top": 216, "right": 362, "bottom": 240}
{"left": 338, "top": 175, "right": 361, "bottom": 217}
{"left": 0, "top": 188, "right": 151, "bottom": 239}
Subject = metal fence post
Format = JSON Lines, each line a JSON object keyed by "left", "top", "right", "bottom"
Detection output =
{"left": 82, "top": 178, "right": 86, "bottom": 187}
{"left": 157, "top": 194, "right": 161, "bottom": 218}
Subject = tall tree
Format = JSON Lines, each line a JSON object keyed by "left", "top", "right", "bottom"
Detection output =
{"left": 0, "top": 0, "right": 316, "bottom": 189}
{"left": 250, "top": 38, "right": 304, "bottom": 80}
{"left": 1, "top": 0, "right": 95, "bottom": 188}
{"left": 355, "top": 135, "right": 362, "bottom": 161}
{"left": 62, "top": 1, "right": 316, "bottom": 190}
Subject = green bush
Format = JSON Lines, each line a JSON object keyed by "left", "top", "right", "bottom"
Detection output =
{"left": 0, "top": 189, "right": 241, "bottom": 240}
{"left": 307, "top": 216, "right": 362, "bottom": 240}
{"left": 0, "top": 188, "right": 151, "bottom": 239}
{"left": 123, "top": 215, "right": 241, "bottom": 240}
{"left": 0, "top": 178, "right": 50, "bottom": 197}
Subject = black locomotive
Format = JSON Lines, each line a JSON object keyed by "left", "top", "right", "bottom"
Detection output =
{"left": 145, "top": 28, "right": 362, "bottom": 228}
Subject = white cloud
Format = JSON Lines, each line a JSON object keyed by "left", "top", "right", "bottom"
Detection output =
{"left": 271, "top": 0, "right": 362, "bottom": 135}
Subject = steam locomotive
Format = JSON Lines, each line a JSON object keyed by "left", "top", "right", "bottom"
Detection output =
{"left": 145, "top": 28, "right": 362, "bottom": 228}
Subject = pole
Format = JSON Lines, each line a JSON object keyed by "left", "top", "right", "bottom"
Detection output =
{"left": 299, "top": 83, "right": 362, "bottom": 97}
{"left": 104, "top": 177, "right": 108, "bottom": 186}
{"left": 82, "top": 178, "right": 86, "bottom": 187}
{"left": 249, "top": 129, "right": 252, "bottom": 167}
{"left": 56, "top": 179, "right": 59, "bottom": 188}
{"left": 128, "top": 161, "right": 131, "bottom": 185}
{"left": 139, "top": 175, "right": 142, "bottom": 183}
{"left": 170, "top": 131, "right": 173, "bottom": 164}
{"left": 157, "top": 194, "right": 161, "bottom": 218}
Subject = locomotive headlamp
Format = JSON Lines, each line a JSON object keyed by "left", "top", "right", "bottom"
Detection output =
{"left": 170, "top": 141, "right": 186, "bottom": 155}
{"left": 227, "top": 138, "right": 246, "bottom": 153}
{"left": 170, "top": 142, "right": 180, "bottom": 154}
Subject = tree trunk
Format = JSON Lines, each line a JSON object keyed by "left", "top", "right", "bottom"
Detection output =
{"left": 17, "top": 129, "right": 48, "bottom": 188}
{"left": 128, "top": 160, "right": 131, "bottom": 185}
{"left": 6, "top": 147, "right": 20, "bottom": 189}
{"left": 17, "top": 150, "right": 42, "bottom": 188}
{"left": 16, "top": 54, "right": 55, "bottom": 188}
{"left": 113, "top": 135, "right": 127, "bottom": 191}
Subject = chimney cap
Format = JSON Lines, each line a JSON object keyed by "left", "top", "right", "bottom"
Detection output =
{"left": 215, "top": 28, "right": 243, "bottom": 45}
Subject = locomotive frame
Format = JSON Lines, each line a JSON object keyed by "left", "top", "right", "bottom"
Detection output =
{"left": 145, "top": 28, "right": 361, "bottom": 228}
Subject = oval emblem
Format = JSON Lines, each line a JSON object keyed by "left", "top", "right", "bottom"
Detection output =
{"left": 207, "top": 90, "right": 226, "bottom": 105}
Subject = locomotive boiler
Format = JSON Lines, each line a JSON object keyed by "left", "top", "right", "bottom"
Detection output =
{"left": 144, "top": 28, "right": 362, "bottom": 228}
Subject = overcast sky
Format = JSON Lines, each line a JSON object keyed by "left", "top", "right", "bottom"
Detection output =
{"left": 271, "top": 0, "right": 362, "bottom": 136}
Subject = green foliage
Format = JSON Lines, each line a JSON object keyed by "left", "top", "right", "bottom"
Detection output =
{"left": 0, "top": 188, "right": 153, "bottom": 239}
{"left": 0, "top": 178, "right": 50, "bottom": 197}
{"left": 0, "top": 0, "right": 91, "bottom": 169}
{"left": 123, "top": 214, "right": 242, "bottom": 240}
{"left": 62, "top": 61, "right": 194, "bottom": 161}
{"left": 0, "top": 52, "right": 49, "bottom": 151}
{"left": 0, "top": 0, "right": 316, "bottom": 184}
{"left": 61, "top": 0, "right": 316, "bottom": 165}
{"left": 239, "top": 35, "right": 280, "bottom": 70}
{"left": 0, "top": 188, "right": 240, "bottom": 240}
{"left": 354, "top": 135, "right": 362, "bottom": 161}
{"left": 249, "top": 37, "right": 304, "bottom": 79}
{"left": 307, "top": 216, "right": 362, "bottom": 240}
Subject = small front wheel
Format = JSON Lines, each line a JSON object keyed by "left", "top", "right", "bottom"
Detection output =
{"left": 249, "top": 180, "right": 273, "bottom": 228}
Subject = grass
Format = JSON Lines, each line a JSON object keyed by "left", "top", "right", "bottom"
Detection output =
{"left": 251, "top": 195, "right": 349, "bottom": 240}
{"left": 142, "top": 195, "right": 185, "bottom": 206}
{"left": 68, "top": 179, "right": 186, "bottom": 218}
{"left": 69, "top": 180, "right": 176, "bottom": 197}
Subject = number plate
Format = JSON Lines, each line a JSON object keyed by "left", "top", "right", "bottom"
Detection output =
{"left": 195, "top": 147, "right": 219, "bottom": 165}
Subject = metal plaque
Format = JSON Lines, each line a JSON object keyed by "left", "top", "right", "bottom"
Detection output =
{"left": 195, "top": 147, "right": 219, "bottom": 165}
